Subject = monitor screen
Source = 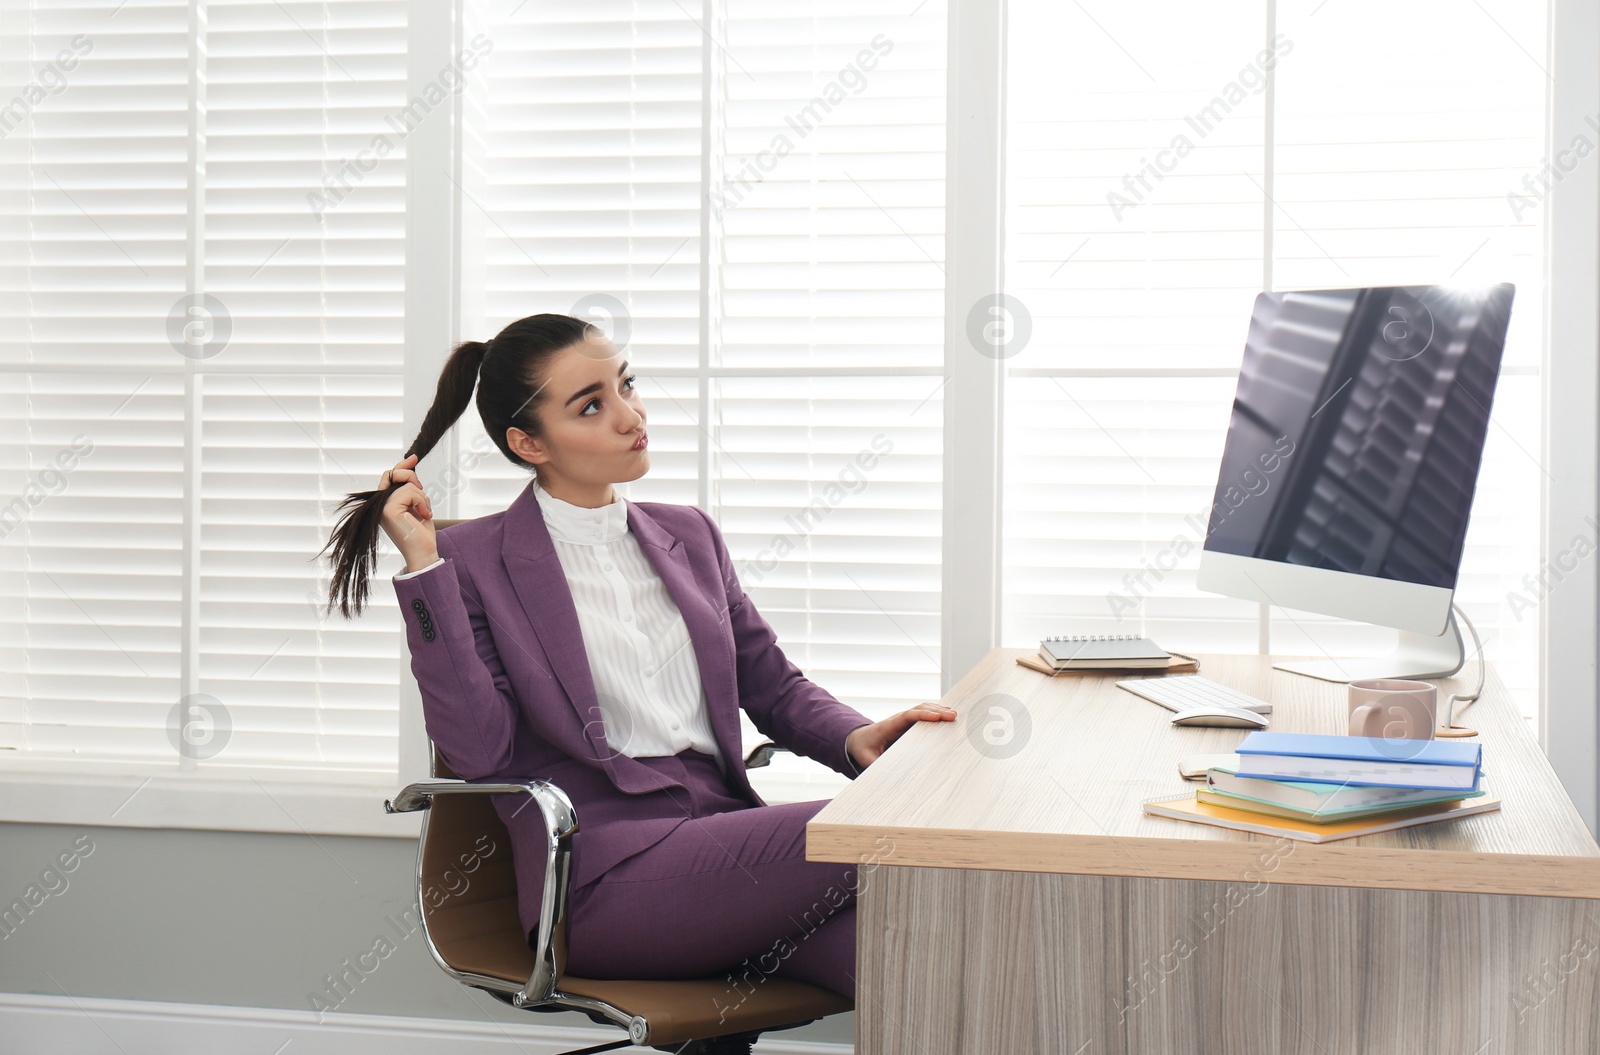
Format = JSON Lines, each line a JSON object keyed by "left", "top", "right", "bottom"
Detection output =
{"left": 1201, "top": 283, "right": 1515, "bottom": 592}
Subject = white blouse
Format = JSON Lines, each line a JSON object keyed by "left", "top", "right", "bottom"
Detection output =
{"left": 395, "top": 483, "right": 726, "bottom": 772}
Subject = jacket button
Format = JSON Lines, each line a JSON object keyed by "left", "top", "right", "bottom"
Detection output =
{"left": 411, "top": 599, "right": 424, "bottom": 611}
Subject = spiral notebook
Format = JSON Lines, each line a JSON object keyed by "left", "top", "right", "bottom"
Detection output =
{"left": 1037, "top": 634, "right": 1172, "bottom": 671}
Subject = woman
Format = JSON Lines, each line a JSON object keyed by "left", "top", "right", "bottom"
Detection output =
{"left": 320, "top": 313, "right": 957, "bottom": 998}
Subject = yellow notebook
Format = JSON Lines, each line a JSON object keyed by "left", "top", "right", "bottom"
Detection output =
{"left": 1143, "top": 791, "right": 1501, "bottom": 843}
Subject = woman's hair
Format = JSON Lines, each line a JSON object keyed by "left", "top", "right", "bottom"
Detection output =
{"left": 317, "top": 312, "right": 598, "bottom": 618}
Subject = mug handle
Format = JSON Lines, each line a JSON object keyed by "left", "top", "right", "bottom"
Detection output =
{"left": 1349, "top": 702, "right": 1382, "bottom": 737}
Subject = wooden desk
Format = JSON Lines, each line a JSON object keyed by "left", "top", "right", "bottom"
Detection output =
{"left": 807, "top": 649, "right": 1600, "bottom": 1055}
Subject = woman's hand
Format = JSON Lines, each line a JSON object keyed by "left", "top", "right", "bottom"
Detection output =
{"left": 377, "top": 453, "right": 439, "bottom": 572}
{"left": 844, "top": 702, "right": 958, "bottom": 771}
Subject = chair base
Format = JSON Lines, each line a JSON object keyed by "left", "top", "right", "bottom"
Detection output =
{"left": 535, "top": 1035, "right": 763, "bottom": 1055}
{"left": 654, "top": 1033, "right": 759, "bottom": 1054}
{"left": 491, "top": 990, "right": 819, "bottom": 1053}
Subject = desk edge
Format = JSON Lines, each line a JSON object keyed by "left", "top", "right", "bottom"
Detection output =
{"left": 806, "top": 822, "right": 1600, "bottom": 900}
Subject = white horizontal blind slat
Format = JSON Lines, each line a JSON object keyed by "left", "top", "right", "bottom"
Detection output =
{"left": 0, "top": 4, "right": 193, "bottom": 759}
{"left": 456, "top": 0, "right": 946, "bottom": 732}
{"left": 195, "top": 0, "right": 409, "bottom": 770}
{"left": 707, "top": 1, "right": 946, "bottom": 771}
{"left": 711, "top": 5, "right": 945, "bottom": 716}
{"left": 0, "top": 0, "right": 410, "bottom": 770}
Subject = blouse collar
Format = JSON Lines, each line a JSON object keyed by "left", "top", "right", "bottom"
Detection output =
{"left": 533, "top": 480, "right": 630, "bottom": 545}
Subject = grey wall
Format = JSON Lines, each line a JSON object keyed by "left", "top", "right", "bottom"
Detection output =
{"left": 0, "top": 821, "right": 854, "bottom": 1046}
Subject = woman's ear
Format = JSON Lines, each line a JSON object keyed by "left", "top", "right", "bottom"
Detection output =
{"left": 507, "top": 426, "right": 548, "bottom": 466}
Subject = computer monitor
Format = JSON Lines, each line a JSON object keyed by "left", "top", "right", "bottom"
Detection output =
{"left": 1195, "top": 283, "right": 1516, "bottom": 682}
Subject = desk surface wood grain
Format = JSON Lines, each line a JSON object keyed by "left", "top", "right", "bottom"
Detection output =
{"left": 807, "top": 648, "right": 1600, "bottom": 898}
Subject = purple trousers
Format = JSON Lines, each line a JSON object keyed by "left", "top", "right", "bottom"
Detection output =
{"left": 563, "top": 748, "right": 858, "bottom": 998}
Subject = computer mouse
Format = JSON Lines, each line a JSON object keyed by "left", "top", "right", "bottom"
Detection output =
{"left": 1169, "top": 706, "right": 1268, "bottom": 729}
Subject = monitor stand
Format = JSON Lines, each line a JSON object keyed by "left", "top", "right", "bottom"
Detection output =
{"left": 1273, "top": 610, "right": 1466, "bottom": 683}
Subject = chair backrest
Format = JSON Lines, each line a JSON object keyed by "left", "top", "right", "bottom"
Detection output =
{"left": 413, "top": 520, "right": 568, "bottom": 987}
{"left": 417, "top": 753, "right": 538, "bottom": 984}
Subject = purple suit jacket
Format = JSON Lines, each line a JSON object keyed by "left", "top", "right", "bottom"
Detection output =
{"left": 392, "top": 479, "right": 874, "bottom": 946}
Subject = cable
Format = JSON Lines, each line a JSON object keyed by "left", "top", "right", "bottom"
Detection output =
{"left": 1435, "top": 601, "right": 1484, "bottom": 738}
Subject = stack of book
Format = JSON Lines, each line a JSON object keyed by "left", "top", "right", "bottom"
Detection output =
{"left": 1144, "top": 731, "right": 1500, "bottom": 842}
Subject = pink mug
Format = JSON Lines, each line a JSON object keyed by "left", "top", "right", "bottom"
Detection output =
{"left": 1348, "top": 679, "right": 1437, "bottom": 741}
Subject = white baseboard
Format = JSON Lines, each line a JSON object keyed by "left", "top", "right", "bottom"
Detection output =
{"left": 0, "top": 992, "right": 854, "bottom": 1054}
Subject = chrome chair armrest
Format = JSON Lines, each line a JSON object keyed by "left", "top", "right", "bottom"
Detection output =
{"left": 384, "top": 778, "right": 572, "bottom": 816}
{"left": 385, "top": 777, "right": 578, "bottom": 1008}
{"left": 743, "top": 740, "right": 790, "bottom": 769}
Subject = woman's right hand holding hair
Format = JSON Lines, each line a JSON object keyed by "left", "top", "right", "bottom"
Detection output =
{"left": 378, "top": 453, "right": 439, "bottom": 573}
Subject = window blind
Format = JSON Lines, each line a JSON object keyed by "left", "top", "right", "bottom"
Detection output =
{"left": 451, "top": 0, "right": 707, "bottom": 522}
{"left": 0, "top": 0, "right": 410, "bottom": 770}
{"left": 453, "top": 0, "right": 947, "bottom": 758}
{"left": 0, "top": 6, "right": 191, "bottom": 759}
{"left": 1003, "top": 0, "right": 1547, "bottom": 717}
{"left": 710, "top": 4, "right": 945, "bottom": 718}
{"left": 197, "top": 0, "right": 409, "bottom": 772}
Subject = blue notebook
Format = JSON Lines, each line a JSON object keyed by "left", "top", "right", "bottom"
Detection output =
{"left": 1234, "top": 732, "right": 1482, "bottom": 792}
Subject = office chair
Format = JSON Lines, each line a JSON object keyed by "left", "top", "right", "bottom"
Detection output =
{"left": 384, "top": 521, "right": 853, "bottom": 1053}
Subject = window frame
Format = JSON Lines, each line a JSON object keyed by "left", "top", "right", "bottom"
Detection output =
{"left": 1541, "top": 0, "right": 1599, "bottom": 834}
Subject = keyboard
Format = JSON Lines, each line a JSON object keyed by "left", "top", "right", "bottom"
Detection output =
{"left": 1115, "top": 675, "right": 1273, "bottom": 715}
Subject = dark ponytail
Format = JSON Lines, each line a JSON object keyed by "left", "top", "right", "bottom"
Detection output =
{"left": 318, "top": 312, "right": 599, "bottom": 618}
